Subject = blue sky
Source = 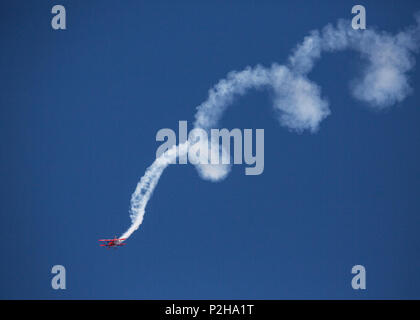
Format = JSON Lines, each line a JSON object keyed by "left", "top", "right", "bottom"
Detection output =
{"left": 0, "top": 0, "right": 419, "bottom": 299}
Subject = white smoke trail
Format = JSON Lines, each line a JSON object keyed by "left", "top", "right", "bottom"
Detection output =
{"left": 119, "top": 142, "right": 189, "bottom": 239}
{"left": 119, "top": 14, "right": 420, "bottom": 240}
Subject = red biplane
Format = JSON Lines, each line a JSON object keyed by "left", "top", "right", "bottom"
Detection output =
{"left": 98, "top": 236, "right": 126, "bottom": 249}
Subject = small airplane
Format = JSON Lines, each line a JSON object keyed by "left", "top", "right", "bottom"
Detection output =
{"left": 98, "top": 236, "right": 127, "bottom": 249}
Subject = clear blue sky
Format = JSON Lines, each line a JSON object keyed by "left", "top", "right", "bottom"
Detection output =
{"left": 0, "top": 0, "right": 419, "bottom": 299}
